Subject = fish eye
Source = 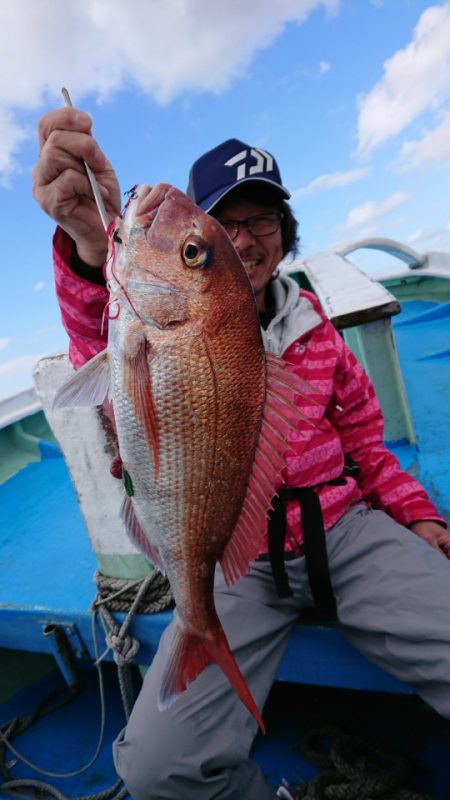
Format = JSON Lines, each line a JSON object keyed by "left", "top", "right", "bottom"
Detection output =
{"left": 113, "top": 229, "right": 123, "bottom": 244}
{"left": 181, "top": 235, "right": 210, "bottom": 269}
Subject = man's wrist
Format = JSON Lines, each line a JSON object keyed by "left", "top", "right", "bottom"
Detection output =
{"left": 75, "top": 240, "right": 108, "bottom": 269}
{"left": 70, "top": 243, "right": 107, "bottom": 286}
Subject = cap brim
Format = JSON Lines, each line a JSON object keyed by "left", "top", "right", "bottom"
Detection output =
{"left": 199, "top": 177, "right": 291, "bottom": 213}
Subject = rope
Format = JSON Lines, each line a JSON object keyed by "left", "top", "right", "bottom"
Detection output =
{"left": 291, "top": 725, "right": 438, "bottom": 800}
{"left": 0, "top": 776, "right": 127, "bottom": 800}
{"left": 92, "top": 569, "right": 174, "bottom": 718}
{"left": 93, "top": 570, "right": 173, "bottom": 614}
{"left": 92, "top": 569, "right": 173, "bottom": 717}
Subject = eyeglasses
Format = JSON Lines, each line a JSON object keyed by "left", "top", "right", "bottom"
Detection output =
{"left": 218, "top": 212, "right": 283, "bottom": 241}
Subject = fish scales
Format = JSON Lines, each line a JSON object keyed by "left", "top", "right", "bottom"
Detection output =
{"left": 117, "top": 318, "right": 265, "bottom": 615}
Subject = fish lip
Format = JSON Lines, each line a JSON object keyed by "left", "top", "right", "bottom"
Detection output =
{"left": 135, "top": 183, "right": 205, "bottom": 229}
{"left": 134, "top": 183, "right": 172, "bottom": 228}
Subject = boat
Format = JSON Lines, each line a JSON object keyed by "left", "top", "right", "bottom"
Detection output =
{"left": 1, "top": 237, "right": 450, "bottom": 798}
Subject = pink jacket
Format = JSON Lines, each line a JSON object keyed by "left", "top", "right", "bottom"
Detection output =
{"left": 53, "top": 227, "right": 445, "bottom": 553}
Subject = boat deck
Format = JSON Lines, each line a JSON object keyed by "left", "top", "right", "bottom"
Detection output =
{"left": 2, "top": 661, "right": 449, "bottom": 797}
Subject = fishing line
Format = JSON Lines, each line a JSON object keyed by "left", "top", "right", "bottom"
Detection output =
{"left": 102, "top": 212, "right": 146, "bottom": 331}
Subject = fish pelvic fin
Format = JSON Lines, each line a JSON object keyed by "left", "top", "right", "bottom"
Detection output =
{"left": 52, "top": 350, "right": 110, "bottom": 410}
{"left": 220, "top": 352, "right": 314, "bottom": 587}
{"left": 158, "top": 621, "right": 265, "bottom": 734}
{"left": 123, "top": 339, "right": 160, "bottom": 481}
{"left": 120, "top": 494, "right": 165, "bottom": 573}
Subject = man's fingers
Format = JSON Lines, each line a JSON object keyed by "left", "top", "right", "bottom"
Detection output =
{"left": 34, "top": 129, "right": 107, "bottom": 188}
{"left": 33, "top": 167, "right": 95, "bottom": 218}
{"left": 46, "top": 128, "right": 107, "bottom": 171}
{"left": 37, "top": 107, "right": 92, "bottom": 150}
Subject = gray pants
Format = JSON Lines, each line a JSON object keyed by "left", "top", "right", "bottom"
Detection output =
{"left": 113, "top": 505, "right": 450, "bottom": 799}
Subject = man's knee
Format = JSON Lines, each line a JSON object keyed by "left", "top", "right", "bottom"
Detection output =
{"left": 113, "top": 727, "right": 167, "bottom": 800}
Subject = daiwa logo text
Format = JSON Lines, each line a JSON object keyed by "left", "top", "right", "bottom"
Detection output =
{"left": 224, "top": 149, "right": 274, "bottom": 181}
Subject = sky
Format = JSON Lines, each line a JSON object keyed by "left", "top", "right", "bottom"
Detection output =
{"left": 1, "top": 0, "right": 450, "bottom": 399}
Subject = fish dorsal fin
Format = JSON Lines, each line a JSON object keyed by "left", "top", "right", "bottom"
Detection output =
{"left": 52, "top": 350, "right": 110, "bottom": 409}
{"left": 219, "top": 353, "right": 312, "bottom": 587}
{"left": 120, "top": 493, "right": 165, "bottom": 573}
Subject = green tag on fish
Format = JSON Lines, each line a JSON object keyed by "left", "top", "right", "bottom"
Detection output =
{"left": 123, "top": 469, "right": 134, "bottom": 497}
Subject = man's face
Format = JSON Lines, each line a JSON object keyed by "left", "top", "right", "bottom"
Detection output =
{"left": 214, "top": 196, "right": 283, "bottom": 311}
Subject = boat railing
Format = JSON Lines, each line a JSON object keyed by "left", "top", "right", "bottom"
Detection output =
{"left": 283, "top": 237, "right": 450, "bottom": 445}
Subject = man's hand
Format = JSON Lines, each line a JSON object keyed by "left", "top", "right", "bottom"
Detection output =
{"left": 32, "top": 107, "right": 121, "bottom": 267}
{"left": 410, "top": 520, "right": 450, "bottom": 558}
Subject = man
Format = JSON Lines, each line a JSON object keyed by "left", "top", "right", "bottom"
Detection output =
{"left": 33, "top": 110, "right": 450, "bottom": 800}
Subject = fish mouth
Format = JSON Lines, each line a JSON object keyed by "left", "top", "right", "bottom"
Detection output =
{"left": 133, "top": 183, "right": 202, "bottom": 231}
{"left": 134, "top": 183, "right": 171, "bottom": 228}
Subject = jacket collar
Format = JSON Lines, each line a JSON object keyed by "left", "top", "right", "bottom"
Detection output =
{"left": 261, "top": 272, "right": 323, "bottom": 355}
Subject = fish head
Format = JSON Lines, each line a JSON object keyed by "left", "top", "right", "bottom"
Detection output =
{"left": 105, "top": 183, "right": 258, "bottom": 334}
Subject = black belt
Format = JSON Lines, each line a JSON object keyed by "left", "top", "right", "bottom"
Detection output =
{"left": 265, "top": 484, "right": 344, "bottom": 620}
{"left": 256, "top": 550, "right": 301, "bottom": 562}
{"left": 260, "top": 458, "right": 360, "bottom": 621}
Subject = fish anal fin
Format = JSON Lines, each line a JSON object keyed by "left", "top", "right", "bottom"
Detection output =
{"left": 220, "top": 352, "right": 315, "bottom": 587}
{"left": 52, "top": 350, "right": 110, "bottom": 409}
{"left": 159, "top": 623, "right": 265, "bottom": 734}
{"left": 123, "top": 339, "right": 160, "bottom": 480}
{"left": 120, "top": 494, "right": 165, "bottom": 573}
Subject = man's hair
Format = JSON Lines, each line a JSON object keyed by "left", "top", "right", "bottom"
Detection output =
{"left": 211, "top": 182, "right": 300, "bottom": 260}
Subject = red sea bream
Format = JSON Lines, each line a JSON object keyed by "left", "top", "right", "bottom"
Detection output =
{"left": 54, "top": 184, "right": 309, "bottom": 732}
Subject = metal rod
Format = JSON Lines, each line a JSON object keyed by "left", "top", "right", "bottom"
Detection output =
{"left": 61, "top": 87, "right": 110, "bottom": 231}
{"left": 43, "top": 623, "right": 82, "bottom": 690}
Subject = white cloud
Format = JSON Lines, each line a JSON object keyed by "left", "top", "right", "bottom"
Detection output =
{"left": 357, "top": 3, "right": 450, "bottom": 157}
{"left": 0, "top": 0, "right": 339, "bottom": 178}
{"left": 0, "top": 108, "right": 28, "bottom": 180}
{"left": 0, "top": 337, "right": 11, "bottom": 351}
{"left": 319, "top": 60, "right": 331, "bottom": 75}
{"left": 332, "top": 225, "right": 379, "bottom": 248}
{"left": 33, "top": 281, "right": 45, "bottom": 293}
{"left": 407, "top": 220, "right": 450, "bottom": 248}
{"left": 0, "top": 354, "right": 44, "bottom": 378}
{"left": 398, "top": 108, "right": 450, "bottom": 170}
{"left": 335, "top": 191, "right": 409, "bottom": 234}
{"left": 0, "top": 354, "right": 47, "bottom": 398}
{"left": 293, "top": 167, "right": 369, "bottom": 197}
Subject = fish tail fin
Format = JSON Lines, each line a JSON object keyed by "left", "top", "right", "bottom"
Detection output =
{"left": 158, "top": 623, "right": 266, "bottom": 734}
{"left": 209, "top": 626, "right": 266, "bottom": 734}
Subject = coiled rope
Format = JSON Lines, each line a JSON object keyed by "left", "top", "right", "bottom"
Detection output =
{"left": 93, "top": 570, "right": 173, "bottom": 614}
{"left": 292, "top": 725, "right": 438, "bottom": 800}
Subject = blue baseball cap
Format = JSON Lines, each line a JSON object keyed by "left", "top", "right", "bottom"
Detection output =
{"left": 187, "top": 138, "right": 290, "bottom": 213}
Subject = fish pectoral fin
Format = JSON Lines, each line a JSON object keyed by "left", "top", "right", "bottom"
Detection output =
{"left": 124, "top": 340, "right": 160, "bottom": 480}
{"left": 120, "top": 494, "right": 165, "bottom": 573}
{"left": 220, "top": 352, "right": 315, "bottom": 587}
{"left": 158, "top": 624, "right": 265, "bottom": 734}
{"left": 52, "top": 350, "right": 110, "bottom": 409}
